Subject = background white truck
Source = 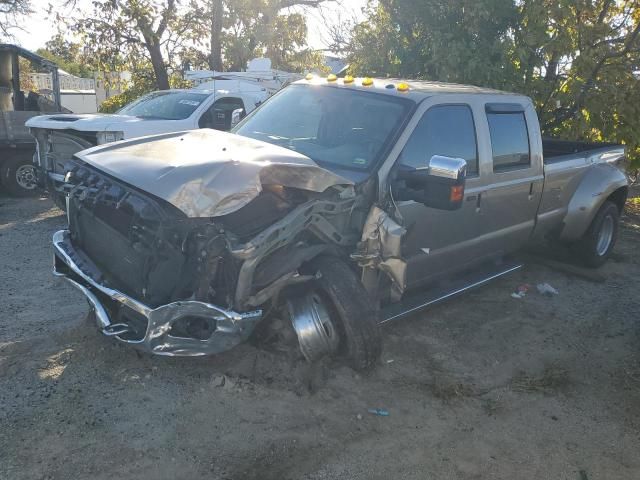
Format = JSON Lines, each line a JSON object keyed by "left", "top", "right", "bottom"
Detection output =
{"left": 27, "top": 59, "right": 300, "bottom": 206}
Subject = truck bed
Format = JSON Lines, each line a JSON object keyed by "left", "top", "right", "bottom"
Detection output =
{"left": 542, "top": 137, "right": 621, "bottom": 163}
{"left": 536, "top": 140, "right": 627, "bottom": 241}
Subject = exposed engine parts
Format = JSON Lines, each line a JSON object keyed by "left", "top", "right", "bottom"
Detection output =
{"left": 53, "top": 156, "right": 381, "bottom": 365}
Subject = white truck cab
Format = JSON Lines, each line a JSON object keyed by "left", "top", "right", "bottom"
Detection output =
{"left": 27, "top": 86, "right": 269, "bottom": 207}
{"left": 27, "top": 87, "right": 266, "bottom": 143}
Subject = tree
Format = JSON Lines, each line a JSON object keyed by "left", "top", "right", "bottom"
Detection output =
{"left": 348, "top": 0, "right": 518, "bottom": 86}
{"left": 346, "top": 0, "right": 640, "bottom": 164}
{"left": 74, "top": 0, "right": 196, "bottom": 89}
{"left": 36, "top": 34, "right": 94, "bottom": 77}
{"left": 196, "top": 0, "right": 335, "bottom": 71}
{"left": 0, "top": 0, "right": 31, "bottom": 37}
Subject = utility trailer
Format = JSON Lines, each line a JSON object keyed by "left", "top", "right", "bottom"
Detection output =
{"left": 0, "top": 44, "right": 62, "bottom": 196}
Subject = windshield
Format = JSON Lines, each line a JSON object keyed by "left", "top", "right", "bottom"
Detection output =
{"left": 234, "top": 84, "right": 412, "bottom": 171}
{"left": 118, "top": 91, "right": 209, "bottom": 120}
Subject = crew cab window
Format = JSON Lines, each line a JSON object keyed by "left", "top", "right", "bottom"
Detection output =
{"left": 398, "top": 105, "right": 478, "bottom": 175}
{"left": 199, "top": 97, "right": 245, "bottom": 130}
{"left": 487, "top": 111, "right": 530, "bottom": 170}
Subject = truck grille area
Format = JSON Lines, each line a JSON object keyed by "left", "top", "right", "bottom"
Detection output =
{"left": 65, "top": 160, "right": 191, "bottom": 307}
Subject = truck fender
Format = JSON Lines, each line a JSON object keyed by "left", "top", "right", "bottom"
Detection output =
{"left": 560, "top": 163, "right": 628, "bottom": 242}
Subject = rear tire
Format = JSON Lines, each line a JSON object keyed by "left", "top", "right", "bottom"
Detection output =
{"left": 575, "top": 200, "right": 620, "bottom": 268}
{"left": 1, "top": 152, "right": 39, "bottom": 197}
{"left": 309, "top": 256, "right": 382, "bottom": 370}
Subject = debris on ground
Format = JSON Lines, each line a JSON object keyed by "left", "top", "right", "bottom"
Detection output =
{"left": 511, "top": 284, "right": 531, "bottom": 299}
{"left": 537, "top": 283, "right": 559, "bottom": 296}
{"left": 367, "top": 408, "right": 390, "bottom": 416}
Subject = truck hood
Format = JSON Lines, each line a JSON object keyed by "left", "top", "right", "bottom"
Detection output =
{"left": 75, "top": 129, "right": 354, "bottom": 218}
{"left": 25, "top": 113, "right": 165, "bottom": 133}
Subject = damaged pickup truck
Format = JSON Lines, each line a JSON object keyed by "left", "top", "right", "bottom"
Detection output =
{"left": 51, "top": 77, "right": 628, "bottom": 370}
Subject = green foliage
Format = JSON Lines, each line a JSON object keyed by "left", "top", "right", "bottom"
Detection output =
{"left": 98, "top": 89, "right": 143, "bottom": 113}
{"left": 98, "top": 67, "right": 190, "bottom": 113}
{"left": 36, "top": 34, "right": 94, "bottom": 77}
{"left": 348, "top": 0, "right": 640, "bottom": 164}
{"left": 189, "top": 0, "right": 333, "bottom": 72}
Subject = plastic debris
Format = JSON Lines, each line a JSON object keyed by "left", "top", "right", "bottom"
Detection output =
{"left": 367, "top": 408, "right": 390, "bottom": 416}
{"left": 386, "top": 359, "right": 395, "bottom": 364}
{"left": 536, "top": 283, "right": 559, "bottom": 296}
{"left": 511, "top": 284, "right": 531, "bottom": 299}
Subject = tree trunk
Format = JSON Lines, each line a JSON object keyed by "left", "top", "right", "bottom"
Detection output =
{"left": 148, "top": 41, "right": 170, "bottom": 90}
{"left": 209, "top": 0, "right": 224, "bottom": 71}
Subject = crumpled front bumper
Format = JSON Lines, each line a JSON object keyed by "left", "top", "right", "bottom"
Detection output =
{"left": 52, "top": 230, "right": 262, "bottom": 356}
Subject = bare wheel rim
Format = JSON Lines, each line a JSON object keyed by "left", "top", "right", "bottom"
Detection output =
{"left": 596, "top": 214, "right": 614, "bottom": 256}
{"left": 287, "top": 292, "right": 340, "bottom": 362}
{"left": 15, "top": 164, "right": 38, "bottom": 190}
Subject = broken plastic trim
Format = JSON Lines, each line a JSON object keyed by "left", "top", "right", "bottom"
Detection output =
{"left": 52, "top": 230, "right": 262, "bottom": 357}
{"left": 352, "top": 206, "right": 407, "bottom": 301}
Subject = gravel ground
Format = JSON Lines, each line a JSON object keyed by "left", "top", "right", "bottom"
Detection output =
{"left": 1, "top": 193, "right": 640, "bottom": 480}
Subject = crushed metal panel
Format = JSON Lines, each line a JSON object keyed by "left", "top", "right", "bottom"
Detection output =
{"left": 75, "top": 129, "right": 354, "bottom": 218}
{"left": 353, "top": 205, "right": 407, "bottom": 299}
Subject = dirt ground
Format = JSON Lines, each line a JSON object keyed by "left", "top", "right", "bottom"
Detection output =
{"left": 1, "top": 192, "right": 640, "bottom": 480}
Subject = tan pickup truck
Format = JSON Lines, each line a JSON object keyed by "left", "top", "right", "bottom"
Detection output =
{"left": 51, "top": 77, "right": 628, "bottom": 370}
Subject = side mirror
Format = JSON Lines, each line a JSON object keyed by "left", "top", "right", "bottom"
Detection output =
{"left": 394, "top": 155, "right": 467, "bottom": 210}
{"left": 230, "top": 108, "right": 245, "bottom": 129}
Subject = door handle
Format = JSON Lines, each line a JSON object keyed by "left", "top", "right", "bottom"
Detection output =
{"left": 528, "top": 182, "right": 535, "bottom": 200}
{"left": 466, "top": 192, "right": 482, "bottom": 211}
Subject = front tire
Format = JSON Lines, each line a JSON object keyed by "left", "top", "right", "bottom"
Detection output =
{"left": 1, "top": 152, "right": 39, "bottom": 197}
{"left": 313, "top": 256, "right": 382, "bottom": 370}
{"left": 575, "top": 200, "right": 620, "bottom": 268}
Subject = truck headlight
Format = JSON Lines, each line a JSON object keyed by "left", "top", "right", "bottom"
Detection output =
{"left": 96, "top": 131, "right": 124, "bottom": 145}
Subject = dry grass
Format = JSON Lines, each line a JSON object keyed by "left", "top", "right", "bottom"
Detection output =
{"left": 511, "top": 366, "right": 570, "bottom": 394}
{"left": 428, "top": 377, "right": 476, "bottom": 403}
{"left": 626, "top": 197, "right": 640, "bottom": 215}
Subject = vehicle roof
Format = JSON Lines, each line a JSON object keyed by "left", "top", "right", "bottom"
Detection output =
{"left": 0, "top": 44, "right": 58, "bottom": 70}
{"left": 293, "top": 77, "right": 529, "bottom": 101}
{"left": 146, "top": 88, "right": 262, "bottom": 97}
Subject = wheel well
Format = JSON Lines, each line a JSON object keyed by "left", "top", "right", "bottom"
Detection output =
{"left": 607, "top": 187, "right": 628, "bottom": 213}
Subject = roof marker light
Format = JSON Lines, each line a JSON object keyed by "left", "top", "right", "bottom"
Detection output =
{"left": 397, "top": 83, "right": 410, "bottom": 92}
{"left": 327, "top": 74, "right": 337, "bottom": 82}
{"left": 343, "top": 75, "right": 354, "bottom": 84}
{"left": 305, "top": 73, "right": 314, "bottom": 80}
{"left": 362, "top": 77, "right": 374, "bottom": 87}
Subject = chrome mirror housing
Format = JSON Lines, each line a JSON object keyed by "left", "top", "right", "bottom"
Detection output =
{"left": 428, "top": 155, "right": 467, "bottom": 181}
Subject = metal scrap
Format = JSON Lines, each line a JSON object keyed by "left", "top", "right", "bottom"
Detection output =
{"left": 352, "top": 206, "right": 407, "bottom": 300}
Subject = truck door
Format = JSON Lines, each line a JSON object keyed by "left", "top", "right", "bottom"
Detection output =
{"left": 198, "top": 97, "right": 246, "bottom": 131}
{"left": 476, "top": 102, "right": 543, "bottom": 255}
{"left": 392, "top": 102, "right": 486, "bottom": 288}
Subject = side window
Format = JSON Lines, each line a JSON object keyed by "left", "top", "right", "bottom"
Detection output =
{"left": 398, "top": 105, "right": 478, "bottom": 175}
{"left": 487, "top": 111, "right": 530, "bottom": 171}
{"left": 199, "top": 97, "right": 245, "bottom": 130}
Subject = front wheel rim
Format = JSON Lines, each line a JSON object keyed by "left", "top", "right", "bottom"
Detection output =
{"left": 15, "top": 164, "right": 38, "bottom": 190}
{"left": 287, "top": 292, "right": 340, "bottom": 362}
{"left": 596, "top": 214, "right": 614, "bottom": 256}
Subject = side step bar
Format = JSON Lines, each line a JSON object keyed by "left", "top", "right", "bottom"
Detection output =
{"left": 379, "top": 262, "right": 523, "bottom": 325}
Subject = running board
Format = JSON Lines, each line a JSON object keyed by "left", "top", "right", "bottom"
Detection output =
{"left": 379, "top": 262, "right": 523, "bottom": 325}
